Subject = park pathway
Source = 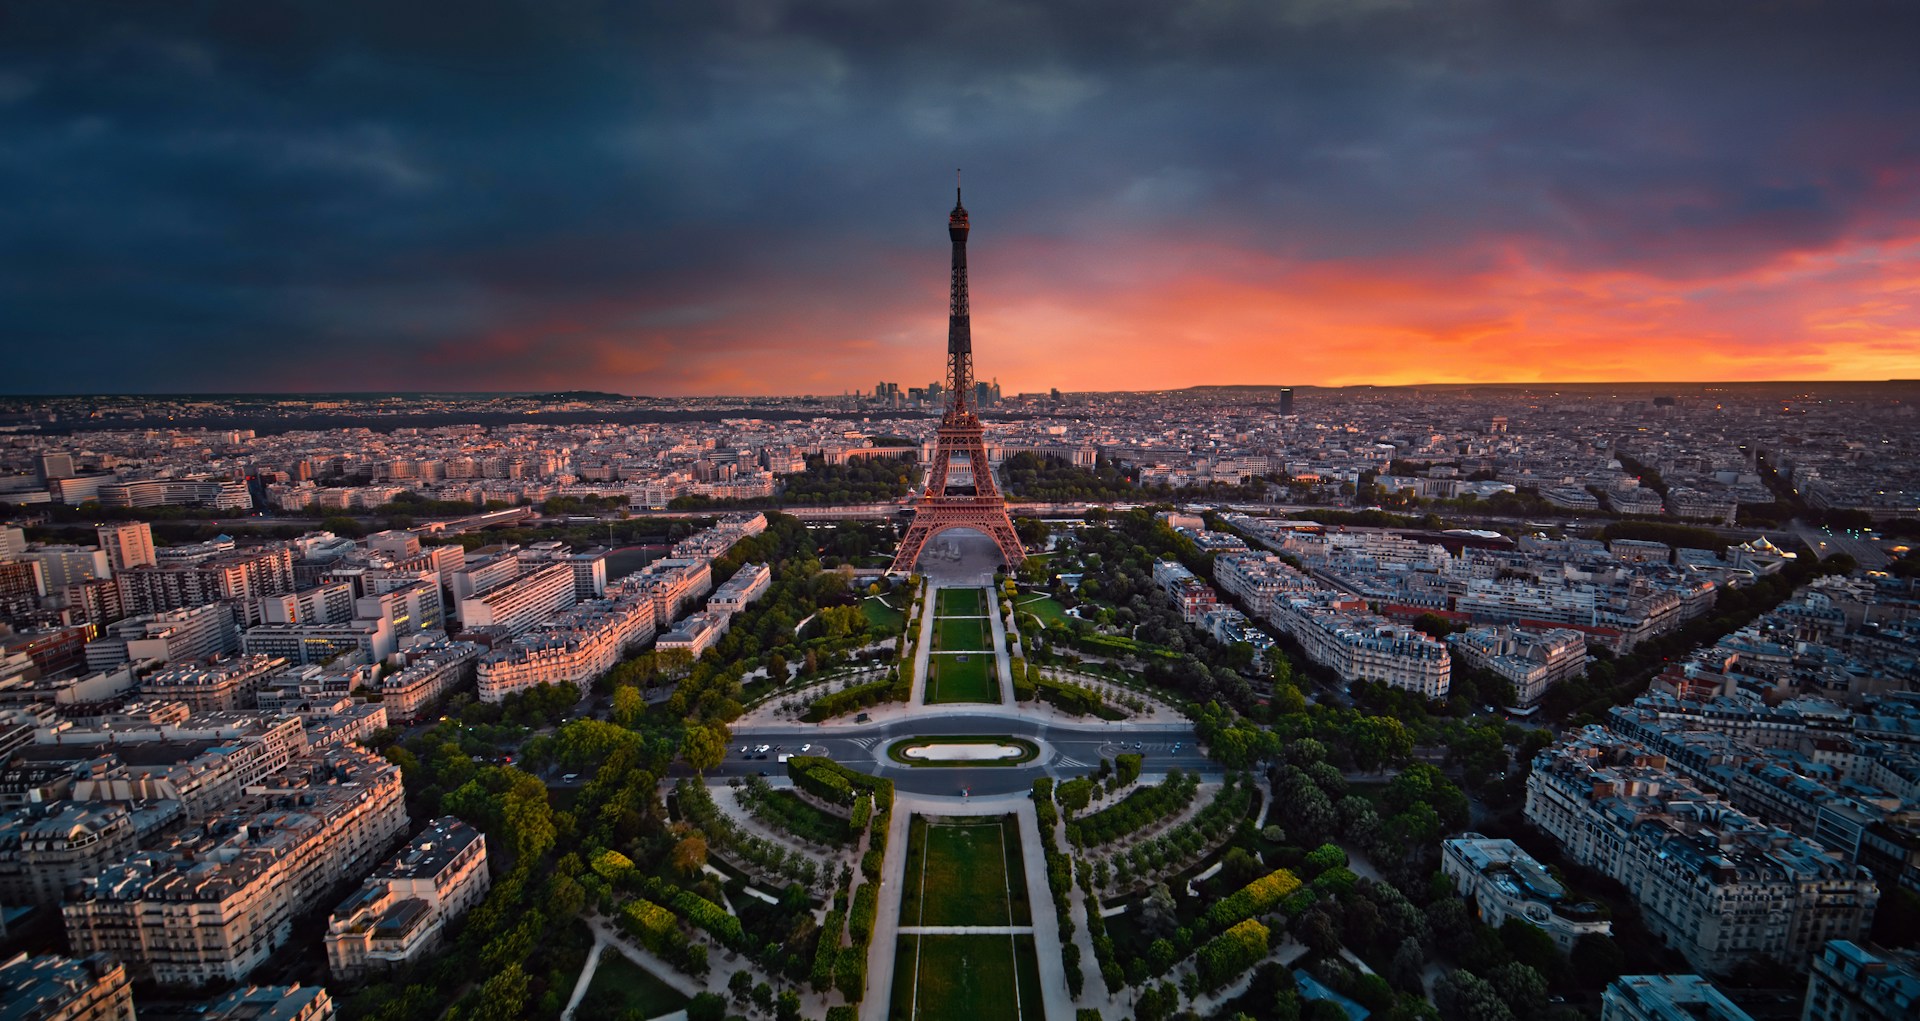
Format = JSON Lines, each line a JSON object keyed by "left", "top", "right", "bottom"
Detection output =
{"left": 985, "top": 582, "right": 1015, "bottom": 704}
{"left": 909, "top": 583, "right": 936, "bottom": 704}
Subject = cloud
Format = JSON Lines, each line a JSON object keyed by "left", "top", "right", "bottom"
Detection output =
{"left": 1, "top": 1, "right": 1918, "bottom": 392}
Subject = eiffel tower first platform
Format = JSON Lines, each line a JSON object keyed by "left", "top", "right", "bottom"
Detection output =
{"left": 889, "top": 183, "right": 1026, "bottom": 575}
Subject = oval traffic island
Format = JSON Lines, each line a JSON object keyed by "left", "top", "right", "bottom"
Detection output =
{"left": 887, "top": 736, "right": 1042, "bottom": 767}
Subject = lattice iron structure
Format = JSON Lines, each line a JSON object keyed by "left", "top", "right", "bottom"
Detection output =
{"left": 890, "top": 183, "right": 1026, "bottom": 574}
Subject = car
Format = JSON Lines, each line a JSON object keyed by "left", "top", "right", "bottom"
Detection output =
{"left": 755, "top": 744, "right": 771, "bottom": 754}
{"left": 561, "top": 773, "right": 579, "bottom": 783}
{"left": 1134, "top": 741, "right": 1143, "bottom": 749}
{"left": 799, "top": 744, "right": 813, "bottom": 752}
{"left": 757, "top": 770, "right": 770, "bottom": 777}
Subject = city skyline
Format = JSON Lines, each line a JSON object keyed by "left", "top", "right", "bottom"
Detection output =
{"left": 4, "top": 3, "right": 1920, "bottom": 394}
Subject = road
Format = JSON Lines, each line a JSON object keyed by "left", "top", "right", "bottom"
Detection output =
{"left": 1787, "top": 517, "right": 1892, "bottom": 569}
{"left": 711, "top": 714, "right": 1208, "bottom": 796}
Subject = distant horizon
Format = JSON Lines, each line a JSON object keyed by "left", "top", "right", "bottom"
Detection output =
{"left": 5, "top": 378, "right": 1920, "bottom": 402}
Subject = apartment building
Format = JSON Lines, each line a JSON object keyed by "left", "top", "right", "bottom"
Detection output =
{"left": 655, "top": 610, "right": 730, "bottom": 660}
{"left": 1601, "top": 975, "right": 1754, "bottom": 1021}
{"left": 476, "top": 595, "right": 655, "bottom": 702}
{"left": 62, "top": 748, "right": 408, "bottom": 986}
{"left": 0, "top": 803, "right": 140, "bottom": 906}
{"left": 137, "top": 654, "right": 288, "bottom": 712}
{"left": 202, "top": 984, "right": 336, "bottom": 1021}
{"left": 84, "top": 603, "right": 240, "bottom": 671}
{"left": 116, "top": 548, "right": 295, "bottom": 617}
{"left": 379, "top": 641, "right": 480, "bottom": 722}
{"left": 1803, "top": 940, "right": 1920, "bottom": 1021}
{"left": 708, "top": 562, "right": 771, "bottom": 614}
{"left": 1525, "top": 728, "right": 1878, "bottom": 974}
{"left": 326, "top": 816, "right": 491, "bottom": 979}
{"left": 458, "top": 561, "right": 576, "bottom": 636}
{"left": 1274, "top": 596, "right": 1452, "bottom": 697}
{"left": 1449, "top": 625, "right": 1587, "bottom": 707}
{"left": 0, "top": 952, "right": 134, "bottom": 1021}
{"left": 240, "top": 616, "right": 396, "bottom": 666}
{"left": 622, "top": 557, "right": 713, "bottom": 625}
{"left": 1441, "top": 835, "right": 1612, "bottom": 952}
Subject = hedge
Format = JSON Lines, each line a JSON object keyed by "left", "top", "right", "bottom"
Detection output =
{"left": 1036, "top": 676, "right": 1127, "bottom": 720}
{"left": 645, "top": 877, "right": 749, "bottom": 951}
{"left": 834, "top": 944, "right": 866, "bottom": 1001}
{"left": 1196, "top": 918, "right": 1270, "bottom": 991}
{"left": 1202, "top": 867, "right": 1303, "bottom": 931}
{"left": 801, "top": 677, "right": 910, "bottom": 722}
{"left": 849, "top": 881, "right": 879, "bottom": 944}
{"left": 810, "top": 910, "right": 843, "bottom": 991}
{"left": 621, "top": 899, "right": 676, "bottom": 953}
{"left": 787, "top": 755, "right": 894, "bottom": 814}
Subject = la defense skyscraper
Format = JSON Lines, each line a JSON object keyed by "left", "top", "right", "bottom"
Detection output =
{"left": 890, "top": 184, "right": 1026, "bottom": 574}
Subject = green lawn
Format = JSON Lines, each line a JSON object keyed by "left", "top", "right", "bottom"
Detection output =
{"left": 862, "top": 596, "right": 906, "bottom": 633}
{"left": 890, "top": 934, "right": 1043, "bottom": 1021}
{"left": 900, "top": 815, "right": 1031, "bottom": 927}
{"left": 1016, "top": 595, "right": 1071, "bottom": 628}
{"left": 573, "top": 948, "right": 689, "bottom": 1021}
{"left": 926, "top": 654, "right": 999, "bottom": 704}
{"left": 934, "top": 616, "right": 988, "bottom": 651}
{"left": 936, "top": 587, "right": 987, "bottom": 617}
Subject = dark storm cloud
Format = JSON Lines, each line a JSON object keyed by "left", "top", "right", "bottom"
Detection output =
{"left": 2, "top": 0, "right": 1919, "bottom": 392}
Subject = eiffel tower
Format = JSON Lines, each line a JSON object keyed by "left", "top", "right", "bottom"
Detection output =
{"left": 890, "top": 181, "right": 1025, "bottom": 574}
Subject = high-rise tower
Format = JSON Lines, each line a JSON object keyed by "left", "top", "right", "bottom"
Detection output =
{"left": 890, "top": 184, "right": 1025, "bottom": 574}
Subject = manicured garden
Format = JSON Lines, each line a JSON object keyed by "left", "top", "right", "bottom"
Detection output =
{"left": 889, "top": 933, "right": 1043, "bottom": 1021}
{"left": 926, "top": 654, "right": 999, "bottom": 703}
{"left": 1015, "top": 594, "right": 1072, "bottom": 628}
{"left": 934, "top": 616, "right": 989, "bottom": 651}
{"left": 899, "top": 814, "right": 1031, "bottom": 928}
{"left": 572, "top": 947, "right": 690, "bottom": 1021}
{"left": 861, "top": 595, "right": 906, "bottom": 632}
{"left": 936, "top": 586, "right": 988, "bottom": 617}
{"left": 737, "top": 776, "right": 855, "bottom": 846}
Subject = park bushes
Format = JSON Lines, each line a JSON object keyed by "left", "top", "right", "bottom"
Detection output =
{"left": 1203, "top": 867, "right": 1303, "bottom": 931}
{"left": 622, "top": 899, "right": 676, "bottom": 950}
{"left": 811, "top": 910, "right": 845, "bottom": 991}
{"left": 673, "top": 780, "right": 823, "bottom": 892}
{"left": 644, "top": 877, "right": 749, "bottom": 952}
{"left": 620, "top": 899, "right": 707, "bottom": 976}
{"left": 801, "top": 677, "right": 909, "bottom": 722}
{"left": 1068, "top": 769, "right": 1198, "bottom": 847}
{"left": 834, "top": 944, "right": 866, "bottom": 1000}
{"left": 1196, "top": 918, "right": 1271, "bottom": 991}
{"left": 1035, "top": 676, "right": 1128, "bottom": 720}
{"left": 738, "top": 777, "right": 854, "bottom": 846}
{"left": 849, "top": 792, "right": 873, "bottom": 831}
{"left": 849, "top": 881, "right": 879, "bottom": 943}
{"left": 786, "top": 755, "right": 894, "bottom": 814}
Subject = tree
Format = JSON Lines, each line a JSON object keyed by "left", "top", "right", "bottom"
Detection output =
{"left": 681, "top": 724, "right": 727, "bottom": 774}
{"left": 1434, "top": 969, "right": 1515, "bottom": 1021}
{"left": 611, "top": 685, "right": 643, "bottom": 728}
{"left": 1570, "top": 933, "right": 1627, "bottom": 989}
{"left": 686, "top": 993, "right": 726, "bottom": 1021}
{"left": 670, "top": 833, "right": 708, "bottom": 876}
{"left": 1486, "top": 962, "right": 1547, "bottom": 1018}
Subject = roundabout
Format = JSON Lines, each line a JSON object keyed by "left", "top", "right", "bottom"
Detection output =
{"left": 887, "top": 735, "right": 1042, "bottom": 767}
